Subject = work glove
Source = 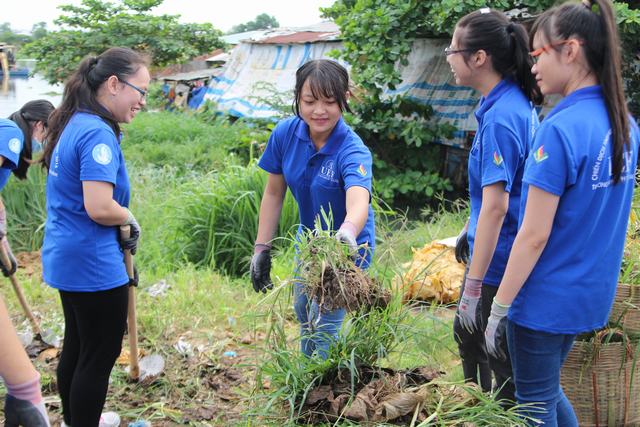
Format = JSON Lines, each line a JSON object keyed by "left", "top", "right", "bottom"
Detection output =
{"left": 455, "top": 229, "right": 470, "bottom": 264}
{"left": 485, "top": 298, "right": 510, "bottom": 361}
{"left": 456, "top": 276, "right": 483, "bottom": 333}
{"left": 128, "top": 265, "right": 139, "bottom": 287}
{"left": 120, "top": 208, "right": 141, "bottom": 255}
{"left": 335, "top": 221, "right": 358, "bottom": 253}
{"left": 0, "top": 238, "right": 17, "bottom": 277}
{"left": 4, "top": 395, "right": 51, "bottom": 427}
{"left": 250, "top": 244, "right": 273, "bottom": 293}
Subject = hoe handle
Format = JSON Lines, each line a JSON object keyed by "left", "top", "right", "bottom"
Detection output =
{"left": 121, "top": 225, "right": 140, "bottom": 380}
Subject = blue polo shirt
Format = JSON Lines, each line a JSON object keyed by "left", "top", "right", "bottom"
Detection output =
{"left": 467, "top": 79, "right": 539, "bottom": 286}
{"left": 509, "top": 86, "right": 639, "bottom": 334}
{"left": 0, "top": 119, "right": 24, "bottom": 190}
{"left": 42, "top": 112, "right": 131, "bottom": 292}
{"left": 258, "top": 116, "right": 375, "bottom": 261}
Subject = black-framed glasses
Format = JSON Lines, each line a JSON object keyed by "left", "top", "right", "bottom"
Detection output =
{"left": 444, "top": 47, "right": 476, "bottom": 56}
{"left": 120, "top": 79, "right": 147, "bottom": 99}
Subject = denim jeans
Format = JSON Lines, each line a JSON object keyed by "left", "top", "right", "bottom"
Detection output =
{"left": 293, "top": 282, "right": 346, "bottom": 358}
{"left": 293, "top": 247, "right": 371, "bottom": 359}
{"left": 507, "top": 321, "right": 578, "bottom": 427}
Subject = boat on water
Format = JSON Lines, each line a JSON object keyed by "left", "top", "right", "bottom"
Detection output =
{"left": 0, "top": 43, "right": 32, "bottom": 78}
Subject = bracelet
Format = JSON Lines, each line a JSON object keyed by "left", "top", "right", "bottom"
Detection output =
{"left": 254, "top": 243, "right": 272, "bottom": 250}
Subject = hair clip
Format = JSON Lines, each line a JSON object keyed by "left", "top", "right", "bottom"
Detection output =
{"left": 479, "top": 7, "right": 491, "bottom": 14}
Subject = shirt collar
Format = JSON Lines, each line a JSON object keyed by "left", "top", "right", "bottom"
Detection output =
{"left": 545, "top": 85, "right": 603, "bottom": 121}
{"left": 295, "top": 117, "right": 348, "bottom": 155}
{"left": 474, "top": 79, "right": 517, "bottom": 123}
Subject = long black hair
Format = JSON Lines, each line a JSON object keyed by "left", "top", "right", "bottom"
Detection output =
{"left": 43, "top": 47, "right": 148, "bottom": 169}
{"left": 456, "top": 9, "right": 543, "bottom": 105}
{"left": 293, "top": 59, "right": 352, "bottom": 116}
{"left": 7, "top": 99, "right": 54, "bottom": 179}
{"left": 531, "top": 0, "right": 629, "bottom": 183}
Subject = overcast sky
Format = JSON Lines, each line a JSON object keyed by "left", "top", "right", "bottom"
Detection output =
{"left": 3, "top": 0, "right": 336, "bottom": 33}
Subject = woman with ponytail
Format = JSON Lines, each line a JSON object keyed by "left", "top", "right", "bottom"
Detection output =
{"left": 0, "top": 100, "right": 53, "bottom": 426}
{"left": 447, "top": 8, "right": 542, "bottom": 404}
{"left": 484, "top": 0, "right": 639, "bottom": 424}
{"left": 42, "top": 47, "right": 149, "bottom": 427}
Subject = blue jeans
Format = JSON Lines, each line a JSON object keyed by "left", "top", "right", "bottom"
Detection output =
{"left": 293, "top": 282, "right": 346, "bottom": 359}
{"left": 507, "top": 321, "right": 578, "bottom": 427}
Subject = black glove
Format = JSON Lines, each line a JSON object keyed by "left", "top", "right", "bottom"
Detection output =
{"left": 129, "top": 265, "right": 139, "bottom": 287}
{"left": 455, "top": 231, "right": 470, "bottom": 264}
{"left": 485, "top": 299, "right": 510, "bottom": 361}
{"left": 0, "top": 239, "right": 17, "bottom": 277}
{"left": 250, "top": 250, "right": 273, "bottom": 293}
{"left": 120, "top": 208, "right": 141, "bottom": 255}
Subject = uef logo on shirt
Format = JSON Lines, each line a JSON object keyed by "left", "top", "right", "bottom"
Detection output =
{"left": 358, "top": 164, "right": 367, "bottom": 177}
{"left": 8, "top": 138, "right": 21, "bottom": 154}
{"left": 493, "top": 152, "right": 503, "bottom": 167}
{"left": 533, "top": 146, "right": 549, "bottom": 163}
{"left": 92, "top": 143, "right": 113, "bottom": 165}
{"left": 319, "top": 159, "right": 339, "bottom": 183}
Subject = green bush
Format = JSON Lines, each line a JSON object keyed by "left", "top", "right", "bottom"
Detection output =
{"left": 176, "top": 162, "right": 299, "bottom": 276}
{"left": 3, "top": 166, "right": 47, "bottom": 252}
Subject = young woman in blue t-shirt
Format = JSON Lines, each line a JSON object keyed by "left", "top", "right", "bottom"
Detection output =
{"left": 41, "top": 47, "right": 149, "bottom": 427}
{"left": 250, "top": 59, "right": 375, "bottom": 359}
{"left": 485, "top": 0, "right": 639, "bottom": 424}
{"left": 0, "top": 100, "right": 53, "bottom": 426}
{"left": 447, "top": 9, "right": 542, "bottom": 403}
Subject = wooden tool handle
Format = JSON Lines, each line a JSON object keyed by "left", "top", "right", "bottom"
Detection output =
{"left": 120, "top": 225, "right": 139, "bottom": 380}
{"left": 0, "top": 239, "right": 41, "bottom": 336}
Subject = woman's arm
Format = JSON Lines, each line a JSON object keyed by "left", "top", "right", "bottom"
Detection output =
{"left": 495, "top": 186, "right": 560, "bottom": 305}
{"left": 255, "top": 173, "right": 287, "bottom": 245}
{"left": 82, "top": 181, "right": 128, "bottom": 226}
{"left": 342, "top": 186, "right": 369, "bottom": 234}
{"left": 467, "top": 182, "right": 509, "bottom": 279}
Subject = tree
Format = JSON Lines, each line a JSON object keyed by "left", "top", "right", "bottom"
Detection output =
{"left": 30, "top": 22, "right": 48, "bottom": 40}
{"left": 229, "top": 13, "right": 279, "bottom": 34}
{"left": 322, "top": 0, "right": 640, "bottom": 208}
{"left": 0, "top": 23, "right": 32, "bottom": 46}
{"left": 22, "top": 0, "right": 226, "bottom": 83}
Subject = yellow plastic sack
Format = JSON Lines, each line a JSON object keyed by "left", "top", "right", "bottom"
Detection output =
{"left": 395, "top": 242, "right": 465, "bottom": 304}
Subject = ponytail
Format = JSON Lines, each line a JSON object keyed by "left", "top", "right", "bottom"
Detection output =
{"left": 44, "top": 47, "right": 147, "bottom": 170}
{"left": 7, "top": 99, "right": 54, "bottom": 179}
{"left": 456, "top": 9, "right": 543, "bottom": 105}
{"left": 531, "top": 0, "right": 629, "bottom": 183}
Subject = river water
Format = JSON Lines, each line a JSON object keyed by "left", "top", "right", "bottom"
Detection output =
{"left": 0, "top": 74, "right": 63, "bottom": 117}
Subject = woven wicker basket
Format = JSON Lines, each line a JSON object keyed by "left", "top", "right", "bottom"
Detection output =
{"left": 560, "top": 330, "right": 640, "bottom": 426}
{"left": 610, "top": 283, "right": 640, "bottom": 335}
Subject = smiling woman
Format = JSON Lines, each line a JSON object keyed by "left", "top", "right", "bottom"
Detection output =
{"left": 39, "top": 47, "right": 149, "bottom": 427}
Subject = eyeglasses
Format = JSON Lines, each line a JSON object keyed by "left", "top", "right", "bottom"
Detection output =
{"left": 120, "top": 79, "right": 147, "bottom": 100}
{"left": 529, "top": 39, "right": 583, "bottom": 63}
{"left": 444, "top": 47, "right": 476, "bottom": 56}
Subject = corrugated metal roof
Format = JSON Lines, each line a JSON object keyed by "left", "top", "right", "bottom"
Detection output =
{"left": 253, "top": 31, "right": 340, "bottom": 44}
{"left": 222, "top": 21, "right": 341, "bottom": 45}
{"left": 159, "top": 68, "right": 222, "bottom": 82}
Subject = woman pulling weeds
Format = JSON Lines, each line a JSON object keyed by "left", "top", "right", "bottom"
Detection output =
{"left": 250, "top": 59, "right": 375, "bottom": 359}
{"left": 448, "top": 8, "right": 542, "bottom": 403}
{"left": 41, "top": 47, "right": 148, "bottom": 427}
{"left": 484, "top": 0, "right": 639, "bottom": 424}
{"left": 0, "top": 99, "right": 54, "bottom": 426}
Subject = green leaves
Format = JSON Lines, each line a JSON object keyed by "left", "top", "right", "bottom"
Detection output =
{"left": 22, "top": 0, "right": 226, "bottom": 83}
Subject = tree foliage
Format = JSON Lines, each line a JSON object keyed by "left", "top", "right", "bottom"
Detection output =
{"left": 229, "top": 13, "right": 279, "bottom": 34}
{"left": 0, "top": 23, "right": 33, "bottom": 46}
{"left": 22, "top": 0, "right": 226, "bottom": 83}
{"left": 323, "top": 0, "right": 640, "bottom": 207}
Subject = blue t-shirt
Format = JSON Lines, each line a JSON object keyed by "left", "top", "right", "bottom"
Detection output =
{"left": 467, "top": 79, "right": 539, "bottom": 286}
{"left": 509, "top": 86, "right": 639, "bottom": 334}
{"left": 258, "top": 116, "right": 375, "bottom": 262}
{"left": 42, "top": 112, "right": 131, "bottom": 292}
{"left": 0, "top": 119, "right": 24, "bottom": 190}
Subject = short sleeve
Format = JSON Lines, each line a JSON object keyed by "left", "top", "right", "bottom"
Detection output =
{"left": 523, "top": 123, "right": 576, "bottom": 196}
{"left": 78, "top": 128, "right": 121, "bottom": 184}
{"left": 0, "top": 125, "right": 23, "bottom": 170}
{"left": 258, "top": 121, "right": 286, "bottom": 175}
{"left": 340, "top": 140, "right": 373, "bottom": 195}
{"left": 480, "top": 123, "right": 523, "bottom": 192}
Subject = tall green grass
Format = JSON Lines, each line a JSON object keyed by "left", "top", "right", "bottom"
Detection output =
{"left": 176, "top": 162, "right": 299, "bottom": 276}
{"left": 3, "top": 166, "right": 47, "bottom": 251}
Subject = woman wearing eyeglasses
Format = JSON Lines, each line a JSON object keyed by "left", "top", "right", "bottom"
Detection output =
{"left": 446, "top": 8, "right": 542, "bottom": 404}
{"left": 41, "top": 47, "right": 149, "bottom": 427}
{"left": 483, "top": 0, "right": 639, "bottom": 424}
